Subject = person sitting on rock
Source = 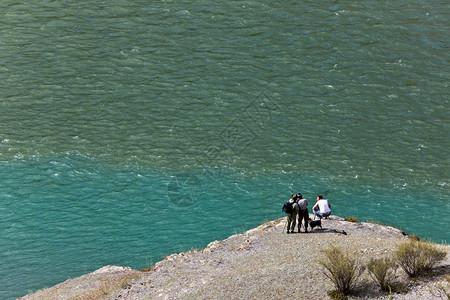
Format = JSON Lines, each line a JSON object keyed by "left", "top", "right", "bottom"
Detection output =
{"left": 286, "top": 194, "right": 300, "bottom": 234}
{"left": 312, "top": 194, "right": 331, "bottom": 220}
{"left": 296, "top": 193, "right": 309, "bottom": 233}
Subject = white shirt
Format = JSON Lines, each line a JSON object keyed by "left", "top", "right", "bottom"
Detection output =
{"left": 317, "top": 199, "right": 331, "bottom": 214}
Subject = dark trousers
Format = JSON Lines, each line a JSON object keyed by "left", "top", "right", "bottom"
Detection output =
{"left": 297, "top": 209, "right": 309, "bottom": 232}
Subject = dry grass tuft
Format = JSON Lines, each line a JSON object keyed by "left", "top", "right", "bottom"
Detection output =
{"left": 344, "top": 217, "right": 359, "bottom": 223}
{"left": 395, "top": 239, "right": 447, "bottom": 278}
{"left": 317, "top": 245, "right": 364, "bottom": 295}
{"left": 367, "top": 256, "right": 398, "bottom": 291}
{"left": 409, "top": 235, "right": 420, "bottom": 241}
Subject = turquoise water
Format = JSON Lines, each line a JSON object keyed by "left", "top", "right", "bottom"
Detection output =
{"left": 1, "top": 0, "right": 449, "bottom": 298}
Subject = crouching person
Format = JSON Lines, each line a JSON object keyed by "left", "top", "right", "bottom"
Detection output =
{"left": 312, "top": 194, "right": 331, "bottom": 220}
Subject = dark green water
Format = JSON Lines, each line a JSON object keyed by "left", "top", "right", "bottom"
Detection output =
{"left": 0, "top": 0, "right": 448, "bottom": 298}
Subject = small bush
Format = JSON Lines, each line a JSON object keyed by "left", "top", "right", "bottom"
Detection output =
{"left": 317, "top": 245, "right": 364, "bottom": 295}
{"left": 395, "top": 239, "right": 447, "bottom": 277}
{"left": 367, "top": 256, "right": 398, "bottom": 291}
{"left": 344, "top": 217, "right": 359, "bottom": 223}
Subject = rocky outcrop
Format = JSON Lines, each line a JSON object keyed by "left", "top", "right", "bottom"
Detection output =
{"left": 20, "top": 215, "right": 450, "bottom": 299}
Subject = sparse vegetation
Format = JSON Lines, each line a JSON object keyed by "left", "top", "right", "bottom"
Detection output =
{"left": 367, "top": 256, "right": 398, "bottom": 291}
{"left": 365, "top": 218, "right": 403, "bottom": 230}
{"left": 444, "top": 275, "right": 450, "bottom": 299}
{"left": 409, "top": 235, "right": 420, "bottom": 241}
{"left": 234, "top": 225, "right": 248, "bottom": 235}
{"left": 75, "top": 273, "right": 140, "bottom": 299}
{"left": 141, "top": 268, "right": 153, "bottom": 272}
{"left": 395, "top": 239, "right": 447, "bottom": 277}
{"left": 327, "top": 289, "right": 348, "bottom": 300}
{"left": 344, "top": 217, "right": 359, "bottom": 223}
{"left": 391, "top": 282, "right": 410, "bottom": 294}
{"left": 431, "top": 275, "right": 450, "bottom": 299}
{"left": 273, "top": 218, "right": 283, "bottom": 225}
{"left": 317, "top": 245, "right": 364, "bottom": 295}
{"left": 20, "top": 217, "right": 450, "bottom": 300}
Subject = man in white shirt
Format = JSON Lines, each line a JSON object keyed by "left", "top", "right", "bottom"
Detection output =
{"left": 312, "top": 194, "right": 331, "bottom": 220}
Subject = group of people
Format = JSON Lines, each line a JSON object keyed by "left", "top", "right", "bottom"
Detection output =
{"left": 285, "top": 193, "right": 332, "bottom": 234}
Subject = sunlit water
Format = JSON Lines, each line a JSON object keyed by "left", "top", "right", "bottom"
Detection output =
{"left": 0, "top": 0, "right": 448, "bottom": 298}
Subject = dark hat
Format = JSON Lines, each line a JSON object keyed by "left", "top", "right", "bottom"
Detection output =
{"left": 297, "top": 193, "right": 303, "bottom": 198}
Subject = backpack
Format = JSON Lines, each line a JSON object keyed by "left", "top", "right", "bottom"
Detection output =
{"left": 282, "top": 201, "right": 293, "bottom": 214}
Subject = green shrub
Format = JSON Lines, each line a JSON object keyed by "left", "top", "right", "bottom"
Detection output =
{"left": 317, "top": 245, "right": 364, "bottom": 295}
{"left": 395, "top": 239, "right": 447, "bottom": 277}
{"left": 367, "top": 256, "right": 398, "bottom": 291}
{"left": 344, "top": 217, "right": 359, "bottom": 223}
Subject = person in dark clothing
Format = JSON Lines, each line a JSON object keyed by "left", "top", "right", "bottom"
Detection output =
{"left": 286, "top": 194, "right": 300, "bottom": 234}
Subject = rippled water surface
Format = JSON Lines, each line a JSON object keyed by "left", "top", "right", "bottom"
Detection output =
{"left": 0, "top": 0, "right": 449, "bottom": 298}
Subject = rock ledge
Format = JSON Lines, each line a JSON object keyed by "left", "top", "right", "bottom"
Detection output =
{"left": 20, "top": 215, "right": 450, "bottom": 300}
